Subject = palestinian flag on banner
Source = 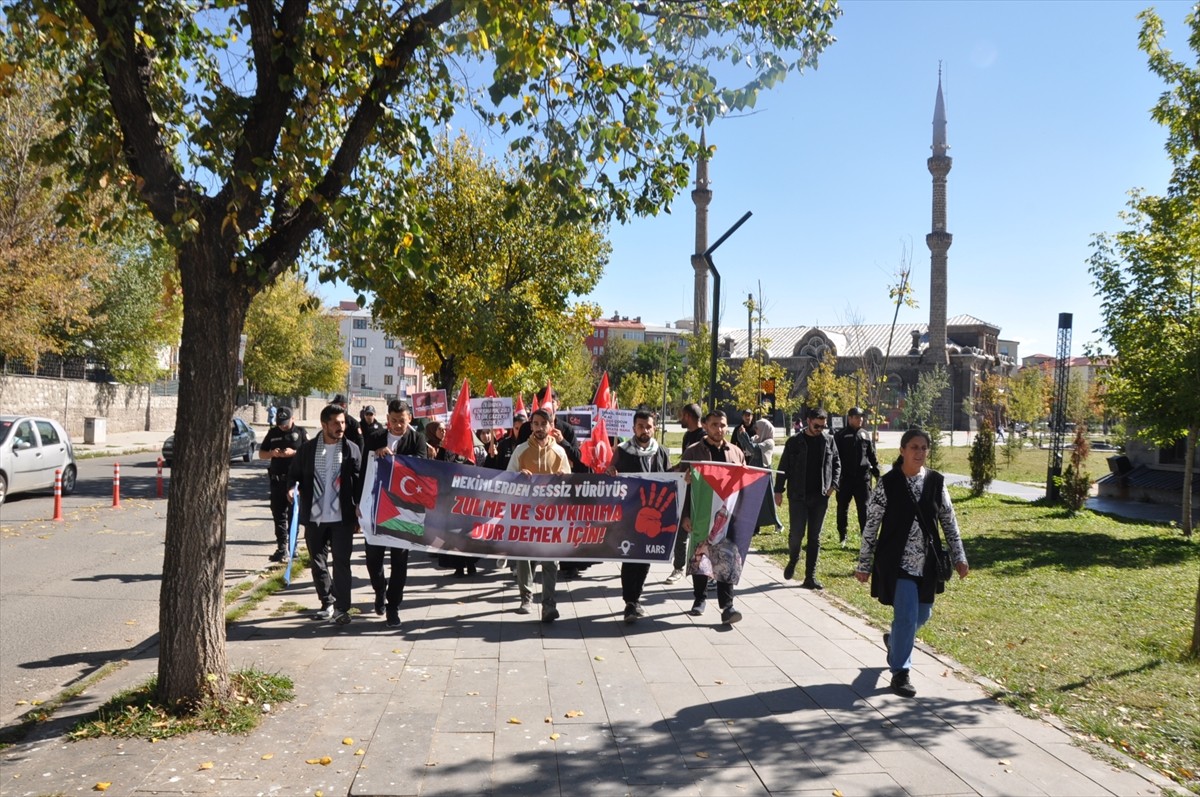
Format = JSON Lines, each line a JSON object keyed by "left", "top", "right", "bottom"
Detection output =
{"left": 687, "top": 462, "right": 771, "bottom": 583}
{"left": 374, "top": 458, "right": 439, "bottom": 537}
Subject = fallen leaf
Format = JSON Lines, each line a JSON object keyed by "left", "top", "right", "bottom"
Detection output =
{"left": 467, "top": 691, "right": 480, "bottom": 696}
{"left": 695, "top": 751, "right": 709, "bottom": 759}
{"left": 93, "top": 784, "right": 111, "bottom": 792}
{"left": 507, "top": 717, "right": 523, "bottom": 724}
{"left": 14, "top": 700, "right": 27, "bottom": 706}
{"left": 260, "top": 753, "right": 274, "bottom": 760}
{"left": 392, "top": 649, "right": 404, "bottom": 654}
{"left": 125, "top": 620, "right": 137, "bottom": 625}
{"left": 594, "top": 656, "right": 605, "bottom": 661}
{"left": 833, "top": 790, "right": 844, "bottom": 797}
{"left": 714, "top": 679, "right": 726, "bottom": 685}
{"left": 355, "top": 749, "right": 365, "bottom": 756}
{"left": 316, "top": 791, "right": 324, "bottom": 797}
{"left": 549, "top": 733, "right": 560, "bottom": 740}
{"left": 544, "top": 716, "right": 553, "bottom": 723}
{"left": 564, "top": 710, "right": 584, "bottom": 718}
{"left": 198, "top": 762, "right": 213, "bottom": 770}
{"left": 998, "top": 760, "right": 1011, "bottom": 766}
{"left": 342, "top": 737, "right": 354, "bottom": 745}
{"left": 320, "top": 756, "right": 332, "bottom": 765}
{"left": 30, "top": 700, "right": 42, "bottom": 706}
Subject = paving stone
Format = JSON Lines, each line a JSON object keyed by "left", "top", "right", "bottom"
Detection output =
{"left": 871, "top": 747, "right": 974, "bottom": 795}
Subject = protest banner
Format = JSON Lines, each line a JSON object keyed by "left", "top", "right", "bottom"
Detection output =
{"left": 469, "top": 397, "right": 513, "bottom": 430}
{"left": 684, "top": 462, "right": 773, "bottom": 586}
{"left": 598, "top": 407, "right": 635, "bottom": 438}
{"left": 361, "top": 456, "right": 684, "bottom": 563}
{"left": 410, "top": 389, "right": 447, "bottom": 418}
{"left": 560, "top": 410, "right": 593, "bottom": 436}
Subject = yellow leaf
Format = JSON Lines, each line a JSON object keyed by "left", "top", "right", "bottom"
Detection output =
{"left": 593, "top": 656, "right": 605, "bottom": 661}
{"left": 833, "top": 790, "right": 844, "bottom": 797}
{"left": 467, "top": 691, "right": 480, "bottom": 696}
{"left": 198, "top": 762, "right": 213, "bottom": 770}
{"left": 261, "top": 753, "right": 273, "bottom": 760}
{"left": 14, "top": 700, "right": 27, "bottom": 705}
{"left": 507, "top": 717, "right": 523, "bottom": 724}
{"left": 544, "top": 716, "right": 553, "bottom": 723}
{"left": 549, "top": 732, "right": 560, "bottom": 740}
{"left": 342, "top": 737, "right": 354, "bottom": 745}
{"left": 320, "top": 756, "right": 332, "bottom": 765}
{"left": 695, "top": 751, "right": 709, "bottom": 759}
{"left": 355, "top": 749, "right": 365, "bottom": 756}
{"left": 564, "top": 710, "right": 584, "bottom": 718}
{"left": 316, "top": 792, "right": 324, "bottom": 797}
{"left": 93, "top": 784, "right": 111, "bottom": 792}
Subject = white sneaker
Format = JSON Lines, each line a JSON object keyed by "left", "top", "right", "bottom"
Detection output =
{"left": 664, "top": 567, "right": 684, "bottom": 584}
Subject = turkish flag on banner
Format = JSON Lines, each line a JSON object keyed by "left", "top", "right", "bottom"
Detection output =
{"left": 388, "top": 460, "right": 439, "bottom": 510}
{"left": 442, "top": 379, "right": 476, "bottom": 463}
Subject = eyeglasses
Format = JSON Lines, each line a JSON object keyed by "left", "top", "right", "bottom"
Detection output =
{"left": 810, "top": 423, "right": 827, "bottom": 430}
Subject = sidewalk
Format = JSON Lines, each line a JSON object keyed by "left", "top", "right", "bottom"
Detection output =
{"left": 0, "top": 558, "right": 1172, "bottom": 796}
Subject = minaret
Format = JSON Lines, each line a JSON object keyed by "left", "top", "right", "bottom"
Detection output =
{"left": 925, "top": 71, "right": 952, "bottom": 365}
{"left": 690, "top": 129, "right": 712, "bottom": 331}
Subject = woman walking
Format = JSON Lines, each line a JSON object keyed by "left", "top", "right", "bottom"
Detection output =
{"left": 854, "top": 428, "right": 969, "bottom": 697}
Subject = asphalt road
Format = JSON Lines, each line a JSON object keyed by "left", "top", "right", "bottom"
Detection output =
{"left": 0, "top": 454, "right": 280, "bottom": 726}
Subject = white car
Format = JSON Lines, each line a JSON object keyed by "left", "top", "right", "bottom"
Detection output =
{"left": 0, "top": 416, "right": 77, "bottom": 507}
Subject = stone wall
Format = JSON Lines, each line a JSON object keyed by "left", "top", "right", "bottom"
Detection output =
{"left": 0, "top": 374, "right": 180, "bottom": 438}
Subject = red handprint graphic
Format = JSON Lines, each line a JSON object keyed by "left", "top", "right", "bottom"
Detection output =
{"left": 634, "top": 483, "right": 678, "bottom": 538}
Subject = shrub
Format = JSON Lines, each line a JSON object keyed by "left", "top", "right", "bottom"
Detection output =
{"left": 1056, "top": 425, "right": 1092, "bottom": 514}
{"left": 968, "top": 417, "right": 997, "bottom": 495}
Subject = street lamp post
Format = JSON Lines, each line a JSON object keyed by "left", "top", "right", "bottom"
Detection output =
{"left": 703, "top": 211, "right": 753, "bottom": 413}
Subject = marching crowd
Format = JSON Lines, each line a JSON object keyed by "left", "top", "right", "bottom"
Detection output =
{"left": 259, "top": 388, "right": 968, "bottom": 698}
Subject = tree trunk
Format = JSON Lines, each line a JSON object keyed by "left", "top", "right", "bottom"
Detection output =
{"left": 436, "top": 355, "right": 457, "bottom": 394}
{"left": 156, "top": 234, "right": 252, "bottom": 706}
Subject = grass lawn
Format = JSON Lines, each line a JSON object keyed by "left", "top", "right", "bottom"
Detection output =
{"left": 758, "top": 489, "right": 1200, "bottom": 789}
{"left": 877, "top": 443, "right": 1116, "bottom": 486}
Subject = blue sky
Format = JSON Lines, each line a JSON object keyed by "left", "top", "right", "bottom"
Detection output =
{"left": 316, "top": 1, "right": 1195, "bottom": 359}
{"left": 584, "top": 0, "right": 1194, "bottom": 357}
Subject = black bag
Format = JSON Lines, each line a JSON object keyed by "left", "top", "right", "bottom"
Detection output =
{"left": 908, "top": 481, "right": 953, "bottom": 584}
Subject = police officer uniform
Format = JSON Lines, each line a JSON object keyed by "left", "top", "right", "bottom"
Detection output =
{"left": 260, "top": 407, "right": 308, "bottom": 561}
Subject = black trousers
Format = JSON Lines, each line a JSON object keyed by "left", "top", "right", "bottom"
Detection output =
{"left": 621, "top": 562, "right": 650, "bottom": 604}
{"left": 672, "top": 527, "right": 689, "bottom": 570}
{"left": 304, "top": 521, "right": 354, "bottom": 611}
{"left": 836, "top": 478, "right": 870, "bottom": 539}
{"left": 268, "top": 475, "right": 293, "bottom": 549}
{"left": 787, "top": 494, "right": 830, "bottom": 578}
{"left": 692, "top": 574, "right": 734, "bottom": 609}
{"left": 366, "top": 543, "right": 409, "bottom": 610}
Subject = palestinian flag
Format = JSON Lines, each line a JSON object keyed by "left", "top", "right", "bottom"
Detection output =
{"left": 374, "top": 458, "right": 439, "bottom": 537}
{"left": 687, "top": 462, "right": 771, "bottom": 584}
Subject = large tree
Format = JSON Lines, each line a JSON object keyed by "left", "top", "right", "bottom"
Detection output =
{"left": 5, "top": 0, "right": 839, "bottom": 705}
{"left": 358, "top": 133, "right": 606, "bottom": 392}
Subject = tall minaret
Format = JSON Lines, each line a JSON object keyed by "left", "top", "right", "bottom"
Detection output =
{"left": 690, "top": 129, "right": 712, "bottom": 331}
{"left": 925, "top": 70, "right": 952, "bottom": 365}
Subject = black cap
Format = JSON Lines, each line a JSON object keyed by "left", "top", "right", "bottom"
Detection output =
{"left": 363, "top": 405, "right": 376, "bottom": 415}
{"left": 848, "top": 407, "right": 864, "bottom": 417}
{"left": 332, "top": 394, "right": 348, "bottom": 406}
{"left": 275, "top": 407, "right": 292, "bottom": 424}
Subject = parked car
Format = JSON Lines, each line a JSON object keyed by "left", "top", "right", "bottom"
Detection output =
{"left": 162, "top": 417, "right": 257, "bottom": 466}
{"left": 0, "top": 416, "right": 77, "bottom": 506}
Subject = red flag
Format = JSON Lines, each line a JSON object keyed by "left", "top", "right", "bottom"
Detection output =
{"left": 543, "top": 378, "right": 554, "bottom": 408}
{"left": 593, "top": 372, "right": 613, "bottom": 409}
{"left": 388, "top": 461, "right": 439, "bottom": 510}
{"left": 531, "top": 393, "right": 541, "bottom": 413}
{"left": 442, "top": 379, "right": 476, "bottom": 463}
{"left": 515, "top": 394, "right": 527, "bottom": 415}
{"left": 580, "top": 416, "right": 613, "bottom": 473}
{"left": 484, "top": 380, "right": 498, "bottom": 398}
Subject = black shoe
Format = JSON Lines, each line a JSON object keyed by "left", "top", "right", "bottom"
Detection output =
{"left": 890, "top": 669, "right": 916, "bottom": 698}
{"left": 623, "top": 602, "right": 645, "bottom": 624}
{"left": 453, "top": 568, "right": 466, "bottom": 578}
{"left": 689, "top": 599, "right": 706, "bottom": 616}
{"left": 783, "top": 559, "right": 797, "bottom": 580}
{"left": 374, "top": 596, "right": 385, "bottom": 616}
{"left": 883, "top": 632, "right": 891, "bottom": 653}
{"left": 721, "top": 605, "right": 743, "bottom": 625}
{"left": 385, "top": 607, "right": 401, "bottom": 628}
{"left": 268, "top": 548, "right": 286, "bottom": 563}
{"left": 331, "top": 610, "right": 351, "bottom": 626}
{"left": 467, "top": 563, "right": 477, "bottom": 577}
{"left": 541, "top": 606, "right": 560, "bottom": 623}
{"left": 800, "top": 577, "right": 823, "bottom": 590}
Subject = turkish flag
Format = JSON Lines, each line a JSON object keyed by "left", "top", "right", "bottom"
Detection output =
{"left": 580, "top": 416, "right": 613, "bottom": 473}
{"left": 515, "top": 394, "right": 526, "bottom": 415}
{"left": 442, "top": 378, "right": 476, "bottom": 463}
{"left": 484, "top": 380, "right": 498, "bottom": 398}
{"left": 388, "top": 461, "right": 438, "bottom": 510}
{"left": 593, "top": 372, "right": 613, "bottom": 409}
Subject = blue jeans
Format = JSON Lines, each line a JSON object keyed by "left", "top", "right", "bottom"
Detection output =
{"left": 889, "top": 576, "right": 933, "bottom": 673}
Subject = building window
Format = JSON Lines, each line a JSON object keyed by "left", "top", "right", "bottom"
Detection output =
{"left": 353, "top": 337, "right": 367, "bottom": 348}
{"left": 385, "top": 357, "right": 395, "bottom": 367}
{"left": 385, "top": 339, "right": 396, "bottom": 349}
{"left": 383, "top": 375, "right": 394, "bottom": 386}
{"left": 353, "top": 318, "right": 368, "bottom": 330}
{"left": 352, "top": 355, "right": 366, "bottom": 366}
{"left": 404, "top": 356, "right": 417, "bottom": 369}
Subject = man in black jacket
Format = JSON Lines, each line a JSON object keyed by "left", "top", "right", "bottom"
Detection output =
{"left": 258, "top": 406, "right": 307, "bottom": 562}
{"left": 289, "top": 404, "right": 363, "bottom": 625}
{"left": 833, "top": 407, "right": 880, "bottom": 547}
{"left": 361, "top": 399, "right": 427, "bottom": 628}
{"left": 610, "top": 410, "right": 673, "bottom": 623}
{"left": 774, "top": 407, "right": 841, "bottom": 590}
